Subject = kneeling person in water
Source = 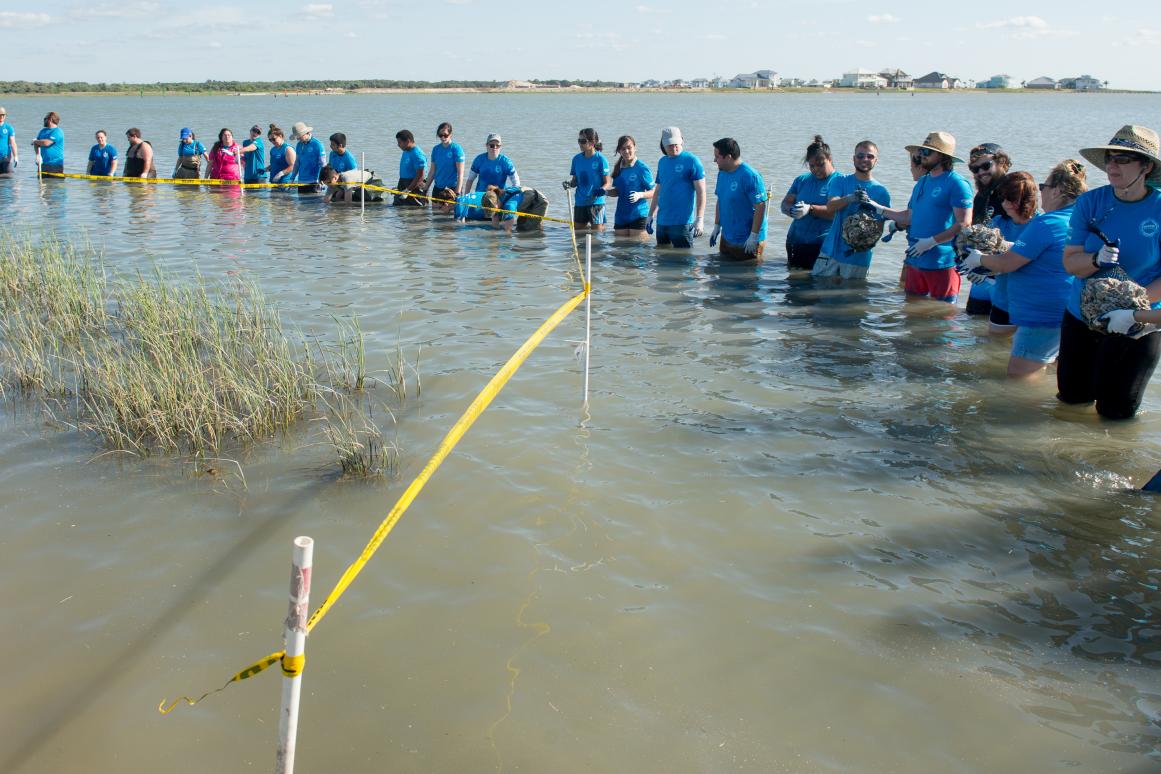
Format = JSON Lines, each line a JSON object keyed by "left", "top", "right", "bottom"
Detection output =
{"left": 320, "top": 165, "right": 382, "bottom": 203}
{"left": 708, "top": 137, "right": 767, "bottom": 260}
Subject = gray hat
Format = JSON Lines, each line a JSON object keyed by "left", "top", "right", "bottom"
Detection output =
{"left": 291, "top": 121, "right": 313, "bottom": 140}
{"left": 486, "top": 133, "right": 502, "bottom": 145}
{"left": 0, "top": 106, "right": 7, "bottom": 116}
{"left": 661, "top": 126, "right": 683, "bottom": 146}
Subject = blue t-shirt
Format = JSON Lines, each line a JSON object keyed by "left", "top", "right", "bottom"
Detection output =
{"left": 905, "top": 169, "right": 974, "bottom": 269}
{"left": 178, "top": 139, "right": 206, "bottom": 158}
{"left": 786, "top": 171, "right": 842, "bottom": 246}
{"left": 990, "top": 215, "right": 1029, "bottom": 312}
{"left": 454, "top": 191, "right": 491, "bottom": 221}
{"left": 820, "top": 174, "right": 891, "bottom": 267}
{"left": 243, "top": 137, "right": 266, "bottom": 180}
{"left": 269, "top": 143, "right": 291, "bottom": 182}
{"left": 714, "top": 162, "right": 768, "bottom": 245}
{"left": 399, "top": 146, "right": 427, "bottom": 180}
{"left": 330, "top": 149, "right": 357, "bottom": 175}
{"left": 656, "top": 151, "right": 705, "bottom": 226}
{"left": 1006, "top": 206, "right": 1075, "bottom": 327}
{"left": 570, "top": 151, "right": 610, "bottom": 206}
{"left": 470, "top": 152, "right": 516, "bottom": 191}
{"left": 294, "top": 137, "right": 326, "bottom": 183}
{"left": 1066, "top": 185, "right": 1161, "bottom": 319}
{"left": 430, "top": 142, "right": 465, "bottom": 189}
{"left": 88, "top": 143, "right": 117, "bottom": 176}
{"left": 0, "top": 123, "right": 14, "bottom": 159}
{"left": 38, "top": 127, "right": 65, "bottom": 165}
{"left": 496, "top": 186, "right": 528, "bottom": 220}
{"left": 611, "top": 160, "right": 654, "bottom": 224}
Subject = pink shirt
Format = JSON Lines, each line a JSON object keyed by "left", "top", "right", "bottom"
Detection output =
{"left": 210, "top": 143, "right": 242, "bottom": 180}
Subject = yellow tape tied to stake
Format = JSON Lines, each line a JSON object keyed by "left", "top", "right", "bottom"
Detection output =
{"left": 159, "top": 287, "right": 588, "bottom": 714}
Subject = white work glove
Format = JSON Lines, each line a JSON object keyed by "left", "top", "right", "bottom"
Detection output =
{"left": 906, "top": 236, "right": 939, "bottom": 258}
{"left": 692, "top": 217, "right": 705, "bottom": 238}
{"left": 709, "top": 224, "right": 721, "bottom": 247}
{"left": 562, "top": 179, "right": 575, "bottom": 190}
{"left": 628, "top": 190, "right": 643, "bottom": 203}
{"left": 1099, "top": 309, "right": 1155, "bottom": 338}
{"left": 1095, "top": 243, "right": 1120, "bottom": 269}
{"left": 965, "top": 270, "right": 989, "bottom": 285}
{"left": 959, "top": 249, "right": 984, "bottom": 274}
{"left": 881, "top": 221, "right": 899, "bottom": 243}
{"left": 789, "top": 201, "right": 810, "bottom": 220}
{"left": 743, "top": 232, "right": 760, "bottom": 254}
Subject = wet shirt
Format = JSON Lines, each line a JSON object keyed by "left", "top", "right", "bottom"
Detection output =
{"left": 714, "top": 162, "right": 768, "bottom": 245}
{"left": 399, "top": 146, "right": 427, "bottom": 180}
{"left": 209, "top": 144, "right": 242, "bottom": 180}
{"left": 0, "top": 123, "right": 14, "bottom": 158}
{"left": 268, "top": 143, "right": 291, "bottom": 182}
{"left": 37, "top": 126, "right": 65, "bottom": 165}
{"left": 820, "top": 174, "right": 891, "bottom": 267}
{"left": 177, "top": 139, "right": 206, "bottom": 158}
{"left": 1007, "top": 206, "right": 1075, "bottom": 327}
{"left": 656, "top": 151, "right": 705, "bottom": 226}
{"left": 430, "top": 142, "right": 465, "bottom": 189}
{"left": 497, "top": 186, "right": 527, "bottom": 220}
{"left": 786, "top": 171, "right": 842, "bottom": 246}
{"left": 1066, "top": 185, "right": 1161, "bottom": 319}
{"left": 294, "top": 137, "right": 326, "bottom": 183}
{"left": 330, "top": 149, "right": 357, "bottom": 175}
{"left": 454, "top": 191, "right": 491, "bottom": 221}
{"left": 570, "top": 151, "right": 610, "bottom": 206}
{"left": 242, "top": 137, "right": 266, "bottom": 180}
{"left": 905, "top": 169, "right": 973, "bottom": 269}
{"left": 470, "top": 153, "right": 516, "bottom": 191}
{"left": 87, "top": 143, "right": 117, "bottom": 176}
{"left": 611, "top": 160, "right": 654, "bottom": 224}
{"left": 990, "top": 215, "right": 1029, "bottom": 312}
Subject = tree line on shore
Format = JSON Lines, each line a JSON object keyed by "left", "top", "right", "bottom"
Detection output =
{"left": 0, "top": 79, "right": 623, "bottom": 94}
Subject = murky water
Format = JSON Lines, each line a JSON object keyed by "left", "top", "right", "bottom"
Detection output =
{"left": 2, "top": 92, "right": 1160, "bottom": 772}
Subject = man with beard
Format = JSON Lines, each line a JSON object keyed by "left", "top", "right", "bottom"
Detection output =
{"left": 963, "top": 142, "right": 1012, "bottom": 315}
{"left": 813, "top": 140, "right": 891, "bottom": 281}
{"left": 865, "top": 131, "right": 973, "bottom": 304}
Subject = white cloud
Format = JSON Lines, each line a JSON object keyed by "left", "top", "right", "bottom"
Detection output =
{"left": 208, "top": 41, "right": 222, "bottom": 48}
{"left": 344, "top": 31, "right": 357, "bottom": 38}
{"left": 1129, "top": 28, "right": 1161, "bottom": 46}
{"left": 977, "top": 16, "right": 1047, "bottom": 30}
{"left": 73, "top": 2, "right": 159, "bottom": 18}
{"left": 867, "top": 14, "right": 899, "bottom": 24}
{"left": 303, "top": 3, "right": 333, "bottom": 16}
{"left": 703, "top": 33, "right": 726, "bottom": 40}
{"left": 0, "top": 12, "right": 53, "bottom": 28}
{"left": 636, "top": 5, "right": 668, "bottom": 14}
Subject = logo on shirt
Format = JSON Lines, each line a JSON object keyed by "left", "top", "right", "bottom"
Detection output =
{"left": 730, "top": 181, "right": 738, "bottom": 192}
{"left": 820, "top": 186, "right": 829, "bottom": 197}
{"left": 931, "top": 186, "right": 942, "bottom": 197}
{"left": 1014, "top": 240, "right": 1027, "bottom": 250}
{"left": 1142, "top": 219, "right": 1159, "bottom": 238}
{"left": 493, "top": 164, "right": 501, "bottom": 173}
{"left": 591, "top": 160, "right": 599, "bottom": 170}
{"left": 627, "top": 173, "right": 638, "bottom": 184}
{"left": 675, "top": 164, "right": 684, "bottom": 173}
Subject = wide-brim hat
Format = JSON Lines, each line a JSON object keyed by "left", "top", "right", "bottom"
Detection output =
{"left": 1080, "top": 125, "right": 1161, "bottom": 186}
{"left": 905, "top": 131, "right": 963, "bottom": 163}
{"left": 291, "top": 121, "right": 313, "bottom": 140}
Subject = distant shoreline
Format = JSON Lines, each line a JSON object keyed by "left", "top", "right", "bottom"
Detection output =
{"left": 1, "top": 87, "right": 1152, "bottom": 98}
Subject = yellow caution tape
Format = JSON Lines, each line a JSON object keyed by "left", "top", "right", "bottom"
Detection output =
{"left": 160, "top": 287, "right": 589, "bottom": 713}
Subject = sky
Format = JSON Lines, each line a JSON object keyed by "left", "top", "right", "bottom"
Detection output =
{"left": 2, "top": 0, "right": 1158, "bottom": 90}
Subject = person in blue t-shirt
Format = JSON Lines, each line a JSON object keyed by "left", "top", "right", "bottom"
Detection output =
{"left": 959, "top": 161, "right": 1087, "bottom": 379}
{"left": 240, "top": 125, "right": 267, "bottom": 184}
{"left": 708, "top": 137, "right": 768, "bottom": 260}
{"left": 815, "top": 140, "right": 891, "bottom": 281}
{"left": 867, "top": 131, "right": 973, "bottom": 304}
{"left": 394, "top": 129, "right": 428, "bottom": 207}
{"left": 31, "top": 111, "right": 65, "bottom": 175}
{"left": 982, "top": 173, "right": 1037, "bottom": 336}
{"left": 327, "top": 132, "right": 357, "bottom": 174}
{"left": 563, "top": 127, "right": 612, "bottom": 230}
{"left": 173, "top": 128, "right": 208, "bottom": 179}
{"left": 288, "top": 121, "right": 326, "bottom": 193}
{"left": 0, "top": 106, "right": 17, "bottom": 174}
{"left": 605, "top": 135, "right": 654, "bottom": 236}
{"left": 646, "top": 126, "right": 706, "bottom": 248}
{"left": 1057, "top": 125, "right": 1161, "bottom": 419}
{"left": 465, "top": 134, "right": 519, "bottom": 192}
{"left": 425, "top": 122, "right": 465, "bottom": 213}
{"left": 267, "top": 124, "right": 297, "bottom": 187}
{"left": 86, "top": 130, "right": 118, "bottom": 177}
{"left": 454, "top": 188, "right": 499, "bottom": 223}
{"left": 964, "top": 142, "right": 1013, "bottom": 317}
{"left": 781, "top": 134, "right": 842, "bottom": 272}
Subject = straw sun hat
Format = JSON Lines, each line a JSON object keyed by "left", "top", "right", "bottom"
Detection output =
{"left": 1080, "top": 125, "right": 1161, "bottom": 186}
{"left": 291, "top": 121, "right": 313, "bottom": 140}
{"left": 905, "top": 131, "right": 963, "bottom": 163}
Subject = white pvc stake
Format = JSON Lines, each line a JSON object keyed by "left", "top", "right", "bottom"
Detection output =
{"left": 275, "top": 536, "right": 314, "bottom": 774}
{"left": 583, "top": 234, "right": 592, "bottom": 408}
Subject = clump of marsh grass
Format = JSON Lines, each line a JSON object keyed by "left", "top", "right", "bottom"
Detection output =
{"left": 0, "top": 233, "right": 419, "bottom": 478}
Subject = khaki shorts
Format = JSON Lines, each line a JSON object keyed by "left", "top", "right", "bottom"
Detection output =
{"left": 812, "top": 256, "right": 869, "bottom": 280}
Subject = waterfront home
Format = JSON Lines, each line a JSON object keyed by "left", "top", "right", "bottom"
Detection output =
{"left": 1025, "top": 76, "right": 1058, "bottom": 90}
{"left": 1059, "top": 75, "right": 1105, "bottom": 90}
{"left": 839, "top": 69, "right": 889, "bottom": 89}
{"left": 878, "top": 68, "right": 913, "bottom": 89}
{"left": 978, "top": 74, "right": 1012, "bottom": 89}
{"left": 914, "top": 71, "right": 963, "bottom": 89}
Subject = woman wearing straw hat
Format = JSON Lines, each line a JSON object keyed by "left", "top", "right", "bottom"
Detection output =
{"left": 287, "top": 121, "right": 326, "bottom": 194}
{"left": 1057, "top": 125, "right": 1161, "bottom": 419}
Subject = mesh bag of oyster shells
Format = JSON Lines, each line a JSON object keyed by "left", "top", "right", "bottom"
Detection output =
{"left": 841, "top": 209, "right": 885, "bottom": 252}
{"left": 954, "top": 224, "right": 1012, "bottom": 275}
{"left": 1080, "top": 266, "right": 1151, "bottom": 333}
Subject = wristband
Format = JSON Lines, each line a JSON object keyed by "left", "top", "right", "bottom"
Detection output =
{"left": 1091, "top": 253, "right": 1101, "bottom": 269}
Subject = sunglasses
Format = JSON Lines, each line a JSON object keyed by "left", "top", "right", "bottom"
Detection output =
{"left": 437, "top": 133, "right": 450, "bottom": 138}
{"left": 488, "top": 143, "right": 501, "bottom": 148}
{"left": 969, "top": 161, "right": 994, "bottom": 174}
{"left": 1106, "top": 152, "right": 1142, "bottom": 166}
{"left": 577, "top": 138, "right": 590, "bottom": 144}
{"left": 854, "top": 152, "right": 876, "bottom": 160}
{"left": 915, "top": 147, "right": 934, "bottom": 158}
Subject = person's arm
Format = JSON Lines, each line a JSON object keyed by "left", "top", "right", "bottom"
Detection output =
{"left": 32, "top": 133, "right": 55, "bottom": 148}
{"left": 934, "top": 206, "right": 971, "bottom": 245}
{"left": 751, "top": 200, "right": 767, "bottom": 234}
{"left": 109, "top": 156, "right": 118, "bottom": 176}
{"left": 694, "top": 178, "right": 707, "bottom": 221}
{"left": 409, "top": 161, "right": 426, "bottom": 192}
{"left": 463, "top": 161, "right": 478, "bottom": 192}
{"left": 140, "top": 143, "right": 154, "bottom": 177}
{"left": 287, "top": 145, "right": 301, "bottom": 180}
{"left": 454, "top": 160, "right": 465, "bottom": 194}
{"left": 1063, "top": 244, "right": 1101, "bottom": 279}
{"left": 424, "top": 158, "right": 437, "bottom": 192}
{"left": 507, "top": 167, "right": 520, "bottom": 188}
{"left": 86, "top": 158, "right": 95, "bottom": 175}
{"left": 9, "top": 134, "right": 17, "bottom": 165}
{"left": 977, "top": 249, "right": 1031, "bottom": 275}
{"left": 647, "top": 182, "right": 662, "bottom": 219}
{"left": 804, "top": 200, "right": 834, "bottom": 221}
{"left": 240, "top": 142, "right": 259, "bottom": 155}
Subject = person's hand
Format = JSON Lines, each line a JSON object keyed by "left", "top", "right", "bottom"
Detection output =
{"left": 906, "top": 236, "right": 939, "bottom": 258}
{"left": 959, "top": 249, "right": 984, "bottom": 274}
{"left": 1098, "top": 309, "right": 1155, "bottom": 337}
{"left": 964, "top": 270, "right": 989, "bottom": 286}
{"left": 11, "top": 159, "right": 16, "bottom": 169}
{"left": 709, "top": 224, "right": 721, "bottom": 247}
{"left": 562, "top": 179, "right": 575, "bottom": 190}
{"left": 1095, "top": 243, "right": 1120, "bottom": 269}
{"left": 645, "top": 214, "right": 654, "bottom": 235}
{"left": 743, "top": 232, "right": 760, "bottom": 254}
{"left": 881, "top": 222, "right": 899, "bottom": 243}
{"left": 693, "top": 217, "right": 705, "bottom": 238}
{"left": 628, "top": 191, "right": 643, "bottom": 203}
{"left": 789, "top": 201, "right": 810, "bottom": 220}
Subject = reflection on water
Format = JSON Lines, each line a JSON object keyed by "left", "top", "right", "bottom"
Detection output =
{"left": 1, "top": 93, "right": 1160, "bottom": 773}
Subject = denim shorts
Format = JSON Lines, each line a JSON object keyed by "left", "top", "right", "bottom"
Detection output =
{"left": 656, "top": 223, "right": 694, "bottom": 248}
{"left": 1011, "top": 325, "right": 1061, "bottom": 363}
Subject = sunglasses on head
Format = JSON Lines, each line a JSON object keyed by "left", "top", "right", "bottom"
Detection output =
{"left": 969, "top": 160, "right": 994, "bottom": 174}
{"left": 1106, "top": 152, "right": 1142, "bottom": 166}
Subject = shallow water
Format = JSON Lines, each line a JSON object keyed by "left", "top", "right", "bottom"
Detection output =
{"left": 1, "top": 92, "right": 1160, "bottom": 772}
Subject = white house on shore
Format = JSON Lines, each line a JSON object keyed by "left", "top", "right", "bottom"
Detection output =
{"left": 1026, "top": 76, "right": 1058, "bottom": 89}
{"left": 878, "top": 68, "right": 912, "bottom": 89}
{"left": 728, "top": 69, "right": 781, "bottom": 89}
{"left": 1059, "top": 75, "right": 1105, "bottom": 90}
{"left": 839, "top": 69, "right": 888, "bottom": 89}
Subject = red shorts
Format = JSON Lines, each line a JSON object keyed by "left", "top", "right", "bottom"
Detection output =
{"left": 904, "top": 265, "right": 960, "bottom": 302}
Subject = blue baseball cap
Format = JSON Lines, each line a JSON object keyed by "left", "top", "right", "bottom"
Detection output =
{"left": 180, "top": 128, "right": 192, "bottom": 140}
